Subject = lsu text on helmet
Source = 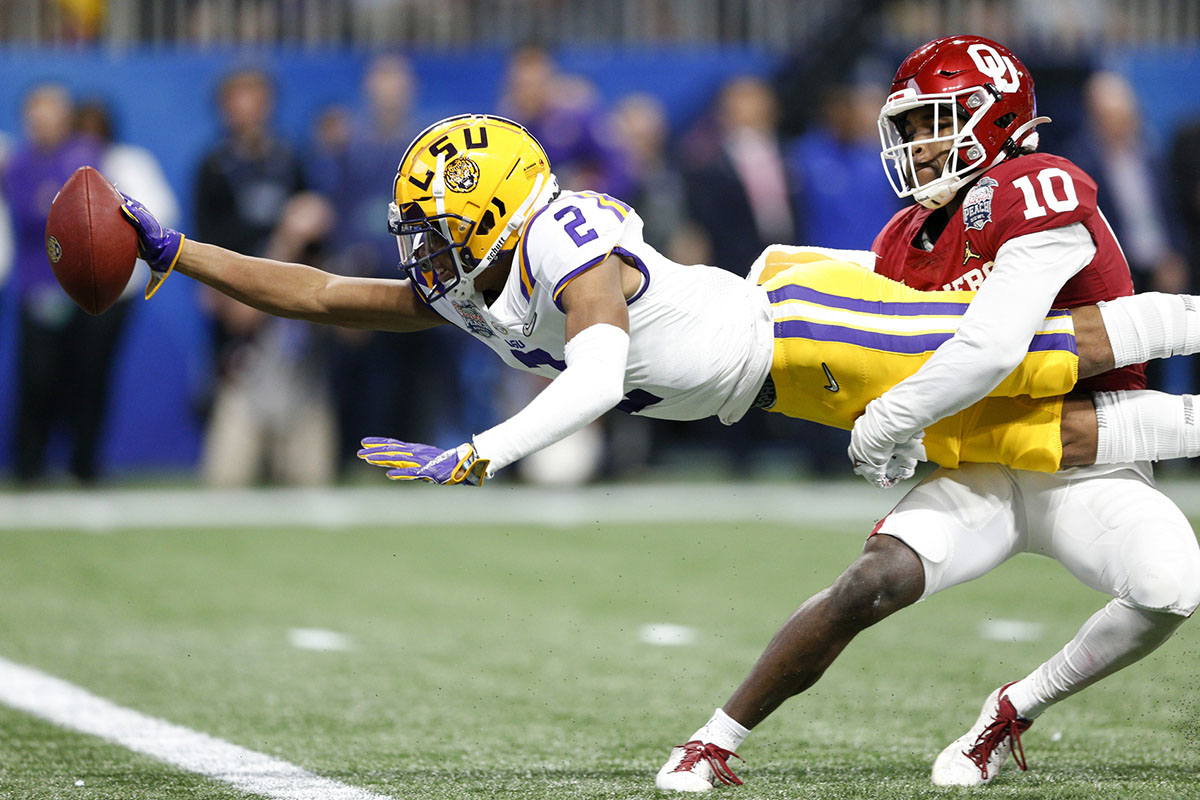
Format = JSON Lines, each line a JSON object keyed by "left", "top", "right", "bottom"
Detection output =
{"left": 878, "top": 35, "right": 1050, "bottom": 209}
{"left": 391, "top": 114, "right": 557, "bottom": 301}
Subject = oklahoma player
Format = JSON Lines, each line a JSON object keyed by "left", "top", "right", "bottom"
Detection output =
{"left": 657, "top": 35, "right": 1200, "bottom": 792}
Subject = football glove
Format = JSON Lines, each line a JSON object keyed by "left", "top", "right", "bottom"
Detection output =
{"left": 849, "top": 399, "right": 927, "bottom": 489}
{"left": 357, "top": 438, "right": 490, "bottom": 486}
{"left": 119, "top": 193, "right": 184, "bottom": 299}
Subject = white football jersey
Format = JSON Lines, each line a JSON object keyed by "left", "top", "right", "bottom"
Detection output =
{"left": 421, "top": 190, "right": 773, "bottom": 424}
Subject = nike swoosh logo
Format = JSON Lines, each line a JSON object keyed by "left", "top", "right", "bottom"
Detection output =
{"left": 522, "top": 312, "right": 537, "bottom": 337}
{"left": 822, "top": 362, "right": 839, "bottom": 393}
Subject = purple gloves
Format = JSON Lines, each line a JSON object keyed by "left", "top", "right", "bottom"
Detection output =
{"left": 120, "top": 193, "right": 184, "bottom": 298}
{"left": 357, "top": 438, "right": 490, "bottom": 486}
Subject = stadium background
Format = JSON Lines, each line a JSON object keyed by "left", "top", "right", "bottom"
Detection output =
{"left": 2, "top": 0, "right": 1200, "bottom": 479}
{"left": 3, "top": 4, "right": 1200, "bottom": 800}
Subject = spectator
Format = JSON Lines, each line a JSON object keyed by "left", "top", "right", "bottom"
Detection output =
{"left": 1065, "top": 71, "right": 1189, "bottom": 392}
{"left": 2, "top": 84, "right": 116, "bottom": 484}
{"left": 496, "top": 47, "right": 634, "bottom": 483}
{"left": 609, "top": 93, "right": 703, "bottom": 261}
{"left": 1066, "top": 72, "right": 1186, "bottom": 293}
{"left": 194, "top": 69, "right": 337, "bottom": 486}
{"left": 499, "top": 45, "right": 631, "bottom": 197}
{"left": 1169, "top": 117, "right": 1200, "bottom": 295}
{"left": 308, "top": 56, "right": 494, "bottom": 473}
{"left": 0, "top": 131, "right": 14, "bottom": 293}
{"left": 683, "top": 75, "right": 796, "bottom": 276}
{"left": 787, "top": 84, "right": 903, "bottom": 250}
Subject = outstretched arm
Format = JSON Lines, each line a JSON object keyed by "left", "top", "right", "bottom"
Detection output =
{"left": 176, "top": 240, "right": 444, "bottom": 332}
{"left": 122, "top": 193, "right": 445, "bottom": 333}
{"left": 359, "top": 254, "right": 633, "bottom": 484}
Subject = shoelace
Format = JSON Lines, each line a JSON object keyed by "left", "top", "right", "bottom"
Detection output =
{"left": 963, "top": 698, "right": 1031, "bottom": 780}
{"left": 670, "top": 740, "right": 744, "bottom": 786}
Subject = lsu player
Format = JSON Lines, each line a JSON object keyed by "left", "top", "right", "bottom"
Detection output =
{"left": 657, "top": 36, "right": 1200, "bottom": 792}
{"left": 122, "top": 114, "right": 1200, "bottom": 486}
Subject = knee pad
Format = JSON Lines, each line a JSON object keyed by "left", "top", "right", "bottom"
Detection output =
{"left": 1125, "top": 557, "right": 1200, "bottom": 616}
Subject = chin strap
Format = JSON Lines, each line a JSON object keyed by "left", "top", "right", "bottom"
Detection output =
{"left": 449, "top": 171, "right": 556, "bottom": 301}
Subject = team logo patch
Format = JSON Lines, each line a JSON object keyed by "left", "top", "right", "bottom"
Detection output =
{"left": 444, "top": 156, "right": 480, "bottom": 193}
{"left": 46, "top": 235, "right": 62, "bottom": 264}
{"left": 962, "top": 177, "right": 999, "bottom": 231}
{"left": 451, "top": 300, "right": 495, "bottom": 338}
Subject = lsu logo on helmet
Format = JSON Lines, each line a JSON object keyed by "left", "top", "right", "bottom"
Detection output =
{"left": 444, "top": 156, "right": 480, "bottom": 193}
{"left": 390, "top": 114, "right": 556, "bottom": 302}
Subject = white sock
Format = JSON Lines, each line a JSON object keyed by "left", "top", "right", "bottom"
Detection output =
{"left": 1093, "top": 391, "right": 1200, "bottom": 464}
{"left": 688, "top": 708, "right": 751, "bottom": 752}
{"left": 1004, "top": 598, "right": 1184, "bottom": 720}
{"left": 1098, "top": 293, "right": 1200, "bottom": 368}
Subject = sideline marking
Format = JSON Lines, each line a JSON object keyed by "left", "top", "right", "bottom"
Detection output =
{"left": 980, "top": 619, "right": 1045, "bottom": 642}
{"left": 5, "top": 479, "right": 1200, "bottom": 533}
{"left": 638, "top": 623, "right": 698, "bottom": 646}
{"left": 0, "top": 484, "right": 899, "bottom": 532}
{"left": 0, "top": 656, "right": 391, "bottom": 800}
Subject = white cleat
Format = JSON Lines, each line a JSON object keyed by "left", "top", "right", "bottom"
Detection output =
{"left": 931, "top": 682, "right": 1033, "bottom": 786}
{"left": 655, "top": 740, "right": 744, "bottom": 792}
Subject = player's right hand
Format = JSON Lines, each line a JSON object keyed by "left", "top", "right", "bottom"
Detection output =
{"left": 357, "top": 438, "right": 490, "bottom": 486}
{"left": 119, "top": 193, "right": 184, "bottom": 299}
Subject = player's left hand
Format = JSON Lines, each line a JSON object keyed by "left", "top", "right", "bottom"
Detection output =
{"left": 849, "top": 401, "right": 927, "bottom": 489}
{"left": 119, "top": 192, "right": 184, "bottom": 299}
{"left": 357, "top": 438, "right": 490, "bottom": 486}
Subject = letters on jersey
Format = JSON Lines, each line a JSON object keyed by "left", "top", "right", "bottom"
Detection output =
{"left": 870, "top": 152, "right": 1144, "bottom": 393}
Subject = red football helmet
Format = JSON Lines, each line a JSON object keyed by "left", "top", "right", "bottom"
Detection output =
{"left": 878, "top": 35, "right": 1050, "bottom": 209}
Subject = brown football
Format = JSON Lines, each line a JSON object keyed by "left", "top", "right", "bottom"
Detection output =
{"left": 44, "top": 165, "right": 138, "bottom": 315}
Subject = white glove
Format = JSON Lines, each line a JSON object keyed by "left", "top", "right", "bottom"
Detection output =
{"left": 849, "top": 399, "right": 927, "bottom": 489}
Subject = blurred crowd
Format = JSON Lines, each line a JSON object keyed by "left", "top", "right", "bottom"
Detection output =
{"left": 2, "top": 47, "right": 1198, "bottom": 487}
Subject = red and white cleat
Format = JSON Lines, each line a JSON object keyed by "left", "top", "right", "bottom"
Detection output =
{"left": 655, "top": 740, "right": 744, "bottom": 792}
{"left": 931, "top": 682, "right": 1033, "bottom": 786}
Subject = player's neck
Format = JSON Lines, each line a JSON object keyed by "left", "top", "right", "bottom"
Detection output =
{"left": 913, "top": 186, "right": 966, "bottom": 250}
{"left": 473, "top": 253, "right": 515, "bottom": 303}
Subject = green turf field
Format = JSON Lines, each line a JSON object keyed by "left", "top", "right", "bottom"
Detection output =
{"left": 2, "top": 496, "right": 1198, "bottom": 799}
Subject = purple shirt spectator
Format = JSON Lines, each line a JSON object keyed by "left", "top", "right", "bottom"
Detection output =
{"left": 3, "top": 134, "right": 102, "bottom": 298}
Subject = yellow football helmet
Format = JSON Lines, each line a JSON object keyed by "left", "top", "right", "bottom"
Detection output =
{"left": 390, "top": 114, "right": 556, "bottom": 301}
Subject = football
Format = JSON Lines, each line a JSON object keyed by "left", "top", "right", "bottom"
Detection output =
{"left": 44, "top": 165, "right": 138, "bottom": 315}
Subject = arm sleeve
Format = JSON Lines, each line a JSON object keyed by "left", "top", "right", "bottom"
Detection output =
{"left": 471, "top": 323, "right": 630, "bottom": 473}
{"left": 867, "top": 222, "right": 1096, "bottom": 441}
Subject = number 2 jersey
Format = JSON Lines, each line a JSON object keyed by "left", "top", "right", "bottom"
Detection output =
{"left": 417, "top": 189, "right": 775, "bottom": 425}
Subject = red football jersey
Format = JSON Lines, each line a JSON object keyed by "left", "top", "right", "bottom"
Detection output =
{"left": 872, "top": 152, "right": 1145, "bottom": 392}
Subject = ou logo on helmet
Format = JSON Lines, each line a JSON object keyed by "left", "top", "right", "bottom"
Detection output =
{"left": 968, "top": 43, "right": 1020, "bottom": 93}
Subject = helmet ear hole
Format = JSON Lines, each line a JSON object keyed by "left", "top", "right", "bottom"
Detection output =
{"left": 477, "top": 210, "right": 496, "bottom": 238}
{"left": 995, "top": 112, "right": 1017, "bottom": 128}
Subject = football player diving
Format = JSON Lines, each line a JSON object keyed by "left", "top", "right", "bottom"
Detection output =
{"left": 656, "top": 35, "right": 1200, "bottom": 792}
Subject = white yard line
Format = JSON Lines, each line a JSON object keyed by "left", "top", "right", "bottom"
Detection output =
{"left": 0, "top": 656, "right": 392, "bottom": 800}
